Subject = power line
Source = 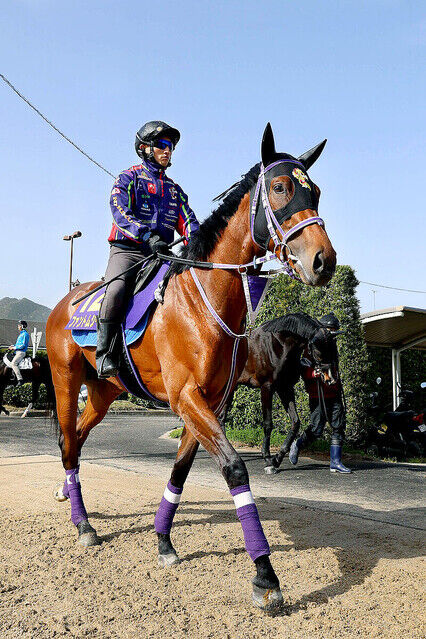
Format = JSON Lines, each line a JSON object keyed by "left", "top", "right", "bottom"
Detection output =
{"left": 0, "top": 72, "right": 116, "bottom": 179}
{"left": 2, "top": 72, "right": 426, "bottom": 298}
{"left": 359, "top": 281, "right": 426, "bottom": 294}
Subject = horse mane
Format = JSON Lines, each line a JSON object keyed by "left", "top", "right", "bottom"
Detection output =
{"left": 261, "top": 312, "right": 321, "bottom": 341}
{"left": 170, "top": 163, "right": 261, "bottom": 276}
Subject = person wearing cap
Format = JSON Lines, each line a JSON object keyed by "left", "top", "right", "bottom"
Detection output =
{"left": 96, "top": 120, "right": 200, "bottom": 379}
{"left": 6, "top": 321, "right": 30, "bottom": 387}
{"left": 289, "top": 313, "right": 352, "bottom": 473}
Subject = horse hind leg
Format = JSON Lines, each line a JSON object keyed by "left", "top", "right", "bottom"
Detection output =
{"left": 56, "top": 376, "right": 120, "bottom": 546}
{"left": 155, "top": 426, "right": 199, "bottom": 567}
{"left": 50, "top": 350, "right": 97, "bottom": 547}
{"left": 260, "top": 386, "right": 278, "bottom": 475}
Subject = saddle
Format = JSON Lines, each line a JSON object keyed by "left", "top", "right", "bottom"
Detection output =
{"left": 65, "top": 262, "right": 170, "bottom": 405}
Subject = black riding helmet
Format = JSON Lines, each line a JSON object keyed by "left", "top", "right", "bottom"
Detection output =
{"left": 135, "top": 121, "right": 181, "bottom": 163}
{"left": 18, "top": 320, "right": 27, "bottom": 328}
{"left": 319, "top": 313, "right": 340, "bottom": 330}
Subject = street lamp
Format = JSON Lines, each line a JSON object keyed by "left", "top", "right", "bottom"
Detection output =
{"left": 63, "top": 230, "right": 82, "bottom": 292}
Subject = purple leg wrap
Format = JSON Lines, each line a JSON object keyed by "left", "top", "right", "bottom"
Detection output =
{"left": 230, "top": 484, "right": 270, "bottom": 561}
{"left": 154, "top": 481, "right": 183, "bottom": 535}
{"left": 65, "top": 467, "right": 88, "bottom": 526}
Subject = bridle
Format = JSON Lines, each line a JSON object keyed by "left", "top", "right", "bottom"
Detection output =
{"left": 250, "top": 159, "right": 325, "bottom": 274}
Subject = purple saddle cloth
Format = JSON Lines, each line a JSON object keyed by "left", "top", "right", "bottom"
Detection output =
{"left": 65, "top": 263, "right": 169, "bottom": 338}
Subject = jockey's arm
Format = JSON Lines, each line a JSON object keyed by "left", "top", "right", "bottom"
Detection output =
{"left": 110, "top": 170, "right": 150, "bottom": 243}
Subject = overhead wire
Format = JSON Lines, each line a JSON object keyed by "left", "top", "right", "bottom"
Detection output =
{"left": 2, "top": 73, "right": 425, "bottom": 297}
{"left": 359, "top": 281, "right": 426, "bottom": 294}
{"left": 0, "top": 72, "right": 116, "bottom": 179}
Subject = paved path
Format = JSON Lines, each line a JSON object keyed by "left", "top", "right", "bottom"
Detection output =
{"left": 0, "top": 411, "right": 424, "bottom": 530}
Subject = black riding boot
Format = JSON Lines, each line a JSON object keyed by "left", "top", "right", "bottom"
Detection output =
{"left": 96, "top": 319, "right": 120, "bottom": 379}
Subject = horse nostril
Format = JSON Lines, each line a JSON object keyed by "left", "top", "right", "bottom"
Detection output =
{"left": 313, "top": 251, "right": 324, "bottom": 274}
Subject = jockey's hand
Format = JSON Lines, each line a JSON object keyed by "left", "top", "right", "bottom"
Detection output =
{"left": 8, "top": 345, "right": 14, "bottom": 350}
{"left": 147, "top": 234, "right": 172, "bottom": 258}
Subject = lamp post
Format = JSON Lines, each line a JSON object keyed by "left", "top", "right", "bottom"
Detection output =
{"left": 63, "top": 230, "right": 82, "bottom": 291}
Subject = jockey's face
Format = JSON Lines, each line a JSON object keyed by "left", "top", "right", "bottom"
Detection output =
{"left": 152, "top": 137, "right": 173, "bottom": 167}
{"left": 140, "top": 137, "right": 173, "bottom": 168}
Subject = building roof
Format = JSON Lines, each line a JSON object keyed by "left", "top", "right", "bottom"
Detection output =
{"left": 361, "top": 306, "right": 426, "bottom": 351}
{"left": 0, "top": 319, "right": 47, "bottom": 350}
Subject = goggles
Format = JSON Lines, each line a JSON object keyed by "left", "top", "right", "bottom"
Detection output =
{"left": 154, "top": 138, "right": 174, "bottom": 151}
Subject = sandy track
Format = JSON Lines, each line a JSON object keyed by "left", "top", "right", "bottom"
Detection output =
{"left": 0, "top": 455, "right": 424, "bottom": 638}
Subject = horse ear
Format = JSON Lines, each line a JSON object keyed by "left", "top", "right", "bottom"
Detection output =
{"left": 298, "top": 139, "right": 327, "bottom": 170}
{"left": 261, "top": 122, "right": 277, "bottom": 167}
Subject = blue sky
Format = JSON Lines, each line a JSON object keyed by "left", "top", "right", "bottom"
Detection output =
{"left": 0, "top": 0, "right": 425, "bottom": 313}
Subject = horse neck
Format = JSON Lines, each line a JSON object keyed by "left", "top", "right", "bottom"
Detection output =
{"left": 193, "top": 193, "right": 263, "bottom": 332}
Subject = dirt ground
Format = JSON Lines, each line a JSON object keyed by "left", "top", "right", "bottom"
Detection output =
{"left": 0, "top": 455, "right": 424, "bottom": 639}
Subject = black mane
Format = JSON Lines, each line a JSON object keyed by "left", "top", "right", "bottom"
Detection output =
{"left": 170, "top": 163, "right": 261, "bottom": 276}
{"left": 261, "top": 312, "right": 321, "bottom": 341}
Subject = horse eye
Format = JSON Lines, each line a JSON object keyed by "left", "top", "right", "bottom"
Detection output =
{"left": 273, "top": 183, "right": 286, "bottom": 193}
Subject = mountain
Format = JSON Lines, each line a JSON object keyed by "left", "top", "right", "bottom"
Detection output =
{"left": 0, "top": 297, "right": 52, "bottom": 322}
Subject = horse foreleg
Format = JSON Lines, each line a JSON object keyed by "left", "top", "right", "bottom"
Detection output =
{"left": 155, "top": 425, "right": 199, "bottom": 566}
{"left": 0, "top": 382, "right": 9, "bottom": 415}
{"left": 260, "top": 385, "right": 277, "bottom": 475}
{"left": 160, "top": 381, "right": 282, "bottom": 611}
{"left": 272, "top": 387, "right": 301, "bottom": 469}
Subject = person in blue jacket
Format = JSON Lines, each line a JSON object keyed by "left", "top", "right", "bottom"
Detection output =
{"left": 7, "top": 320, "right": 30, "bottom": 386}
{"left": 96, "top": 120, "right": 200, "bottom": 378}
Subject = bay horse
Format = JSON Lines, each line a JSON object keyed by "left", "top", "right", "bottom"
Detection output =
{"left": 0, "top": 355, "right": 54, "bottom": 415}
{"left": 46, "top": 123, "right": 336, "bottom": 610}
{"left": 231, "top": 312, "right": 338, "bottom": 474}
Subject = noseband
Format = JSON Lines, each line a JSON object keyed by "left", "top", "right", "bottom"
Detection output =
{"left": 250, "top": 159, "right": 325, "bottom": 267}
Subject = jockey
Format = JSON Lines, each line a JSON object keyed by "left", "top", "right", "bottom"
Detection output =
{"left": 7, "top": 320, "right": 30, "bottom": 387}
{"left": 289, "top": 313, "right": 352, "bottom": 473}
{"left": 97, "top": 120, "right": 200, "bottom": 379}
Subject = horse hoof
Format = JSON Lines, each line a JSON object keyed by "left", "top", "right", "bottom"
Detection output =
{"left": 53, "top": 482, "right": 68, "bottom": 502}
{"left": 158, "top": 552, "right": 180, "bottom": 567}
{"left": 264, "top": 466, "right": 278, "bottom": 475}
{"left": 77, "top": 521, "right": 100, "bottom": 547}
{"left": 252, "top": 585, "right": 284, "bottom": 611}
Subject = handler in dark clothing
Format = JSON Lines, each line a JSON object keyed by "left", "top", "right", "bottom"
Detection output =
{"left": 289, "top": 313, "right": 351, "bottom": 473}
{"left": 97, "top": 120, "right": 199, "bottom": 378}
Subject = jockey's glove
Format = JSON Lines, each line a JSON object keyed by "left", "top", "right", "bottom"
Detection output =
{"left": 147, "top": 234, "right": 172, "bottom": 258}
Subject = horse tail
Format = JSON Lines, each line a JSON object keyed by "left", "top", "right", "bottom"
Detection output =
{"left": 37, "top": 356, "right": 59, "bottom": 436}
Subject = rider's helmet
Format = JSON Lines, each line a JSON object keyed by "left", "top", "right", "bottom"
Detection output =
{"left": 319, "top": 313, "right": 340, "bottom": 330}
{"left": 18, "top": 320, "right": 27, "bottom": 328}
{"left": 135, "top": 121, "right": 181, "bottom": 162}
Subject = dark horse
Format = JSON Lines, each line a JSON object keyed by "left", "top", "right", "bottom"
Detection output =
{"left": 234, "top": 312, "right": 338, "bottom": 474}
{"left": 0, "top": 355, "right": 55, "bottom": 415}
{"left": 46, "top": 124, "right": 336, "bottom": 610}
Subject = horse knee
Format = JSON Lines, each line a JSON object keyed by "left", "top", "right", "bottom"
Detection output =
{"left": 222, "top": 455, "right": 249, "bottom": 489}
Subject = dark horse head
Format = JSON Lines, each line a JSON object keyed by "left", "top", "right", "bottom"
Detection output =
{"left": 251, "top": 123, "right": 336, "bottom": 285}
{"left": 308, "top": 326, "right": 339, "bottom": 385}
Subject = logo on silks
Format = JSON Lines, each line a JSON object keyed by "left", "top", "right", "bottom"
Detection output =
{"left": 148, "top": 183, "right": 156, "bottom": 194}
{"left": 169, "top": 186, "right": 177, "bottom": 200}
{"left": 292, "top": 168, "right": 311, "bottom": 190}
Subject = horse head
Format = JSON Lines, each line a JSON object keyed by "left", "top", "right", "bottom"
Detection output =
{"left": 308, "top": 327, "right": 339, "bottom": 385}
{"left": 251, "top": 123, "right": 336, "bottom": 286}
